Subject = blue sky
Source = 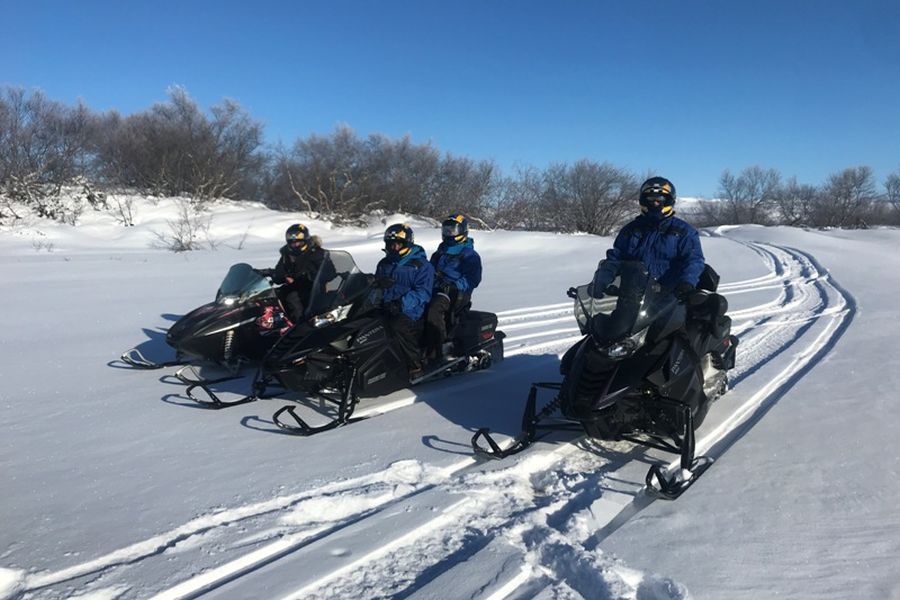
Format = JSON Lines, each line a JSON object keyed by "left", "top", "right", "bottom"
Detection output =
{"left": 3, "top": 0, "right": 899, "bottom": 197}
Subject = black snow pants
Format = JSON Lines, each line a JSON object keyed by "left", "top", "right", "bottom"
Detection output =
{"left": 425, "top": 288, "right": 471, "bottom": 360}
{"left": 389, "top": 313, "right": 425, "bottom": 372}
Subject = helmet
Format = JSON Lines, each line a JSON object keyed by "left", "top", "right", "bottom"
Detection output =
{"left": 639, "top": 177, "right": 676, "bottom": 217}
{"left": 285, "top": 223, "right": 310, "bottom": 254}
{"left": 384, "top": 223, "right": 414, "bottom": 256}
{"left": 441, "top": 213, "right": 469, "bottom": 245}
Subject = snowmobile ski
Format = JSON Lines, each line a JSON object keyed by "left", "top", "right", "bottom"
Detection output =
{"left": 645, "top": 456, "right": 714, "bottom": 500}
{"left": 174, "top": 364, "right": 245, "bottom": 387}
{"left": 119, "top": 348, "right": 188, "bottom": 370}
{"left": 184, "top": 372, "right": 283, "bottom": 409}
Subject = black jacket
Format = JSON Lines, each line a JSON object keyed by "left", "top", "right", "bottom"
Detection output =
{"left": 270, "top": 237, "right": 326, "bottom": 291}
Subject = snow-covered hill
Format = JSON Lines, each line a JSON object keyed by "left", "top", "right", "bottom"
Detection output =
{"left": 1, "top": 197, "right": 898, "bottom": 599}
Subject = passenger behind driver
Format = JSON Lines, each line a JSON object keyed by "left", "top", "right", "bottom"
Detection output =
{"left": 373, "top": 224, "right": 434, "bottom": 380}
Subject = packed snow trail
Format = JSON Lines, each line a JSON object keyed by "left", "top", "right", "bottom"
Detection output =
{"left": 3, "top": 239, "right": 855, "bottom": 600}
{"left": 201, "top": 241, "right": 855, "bottom": 600}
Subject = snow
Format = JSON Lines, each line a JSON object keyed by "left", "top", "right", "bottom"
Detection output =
{"left": 2, "top": 196, "right": 899, "bottom": 599}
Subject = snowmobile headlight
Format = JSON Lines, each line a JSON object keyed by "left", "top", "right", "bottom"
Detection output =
{"left": 311, "top": 303, "right": 353, "bottom": 328}
{"left": 603, "top": 327, "right": 649, "bottom": 358}
{"left": 218, "top": 295, "right": 238, "bottom": 306}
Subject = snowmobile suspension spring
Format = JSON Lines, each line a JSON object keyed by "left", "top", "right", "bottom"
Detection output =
{"left": 537, "top": 395, "right": 563, "bottom": 420}
{"left": 223, "top": 330, "right": 235, "bottom": 361}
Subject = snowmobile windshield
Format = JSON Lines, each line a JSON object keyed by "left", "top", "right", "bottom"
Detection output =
{"left": 304, "top": 250, "right": 371, "bottom": 317}
{"left": 575, "top": 261, "right": 676, "bottom": 344}
{"left": 215, "top": 263, "right": 271, "bottom": 305}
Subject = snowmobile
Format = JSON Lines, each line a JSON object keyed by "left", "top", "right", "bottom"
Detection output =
{"left": 119, "top": 263, "right": 289, "bottom": 373}
{"left": 187, "top": 250, "right": 506, "bottom": 435}
{"left": 471, "top": 261, "right": 738, "bottom": 500}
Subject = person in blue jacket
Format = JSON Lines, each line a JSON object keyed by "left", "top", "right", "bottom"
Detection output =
{"left": 425, "top": 214, "right": 483, "bottom": 362}
{"left": 374, "top": 223, "right": 435, "bottom": 379}
{"left": 592, "top": 176, "right": 705, "bottom": 298}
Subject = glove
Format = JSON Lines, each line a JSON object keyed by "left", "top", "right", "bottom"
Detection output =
{"left": 385, "top": 300, "right": 403, "bottom": 316}
{"left": 436, "top": 279, "right": 453, "bottom": 296}
{"left": 374, "top": 276, "right": 395, "bottom": 289}
{"left": 674, "top": 282, "right": 695, "bottom": 301}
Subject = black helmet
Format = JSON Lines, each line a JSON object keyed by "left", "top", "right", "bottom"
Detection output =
{"left": 441, "top": 213, "right": 469, "bottom": 245}
{"left": 384, "top": 223, "right": 414, "bottom": 256}
{"left": 285, "top": 223, "right": 310, "bottom": 254}
{"left": 639, "top": 177, "right": 676, "bottom": 217}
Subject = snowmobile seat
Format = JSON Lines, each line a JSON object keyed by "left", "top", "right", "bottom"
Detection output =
{"left": 685, "top": 292, "right": 732, "bottom": 355}
{"left": 696, "top": 264, "right": 721, "bottom": 292}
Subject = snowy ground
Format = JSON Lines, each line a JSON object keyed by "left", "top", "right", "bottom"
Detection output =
{"left": 1, "top": 197, "right": 899, "bottom": 599}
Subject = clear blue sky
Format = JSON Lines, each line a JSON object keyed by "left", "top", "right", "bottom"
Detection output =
{"left": 3, "top": 0, "right": 899, "bottom": 197}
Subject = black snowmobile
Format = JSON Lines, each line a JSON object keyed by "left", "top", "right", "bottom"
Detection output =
{"left": 471, "top": 261, "right": 738, "bottom": 499}
{"left": 187, "top": 250, "right": 506, "bottom": 435}
{"left": 120, "top": 263, "right": 288, "bottom": 373}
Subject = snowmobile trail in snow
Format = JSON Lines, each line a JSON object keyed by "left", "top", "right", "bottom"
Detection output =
{"left": 13, "top": 239, "right": 855, "bottom": 600}
{"left": 439, "top": 240, "right": 858, "bottom": 600}
{"left": 187, "top": 240, "right": 855, "bottom": 600}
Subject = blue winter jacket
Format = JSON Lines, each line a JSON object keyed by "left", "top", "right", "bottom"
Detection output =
{"left": 430, "top": 238, "right": 483, "bottom": 293}
{"left": 374, "top": 244, "right": 435, "bottom": 320}
{"left": 593, "top": 214, "right": 705, "bottom": 292}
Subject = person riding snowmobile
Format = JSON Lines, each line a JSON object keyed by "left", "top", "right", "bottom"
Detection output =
{"left": 425, "top": 213, "right": 483, "bottom": 363}
{"left": 592, "top": 176, "right": 704, "bottom": 300}
{"left": 592, "top": 176, "right": 731, "bottom": 362}
{"left": 256, "top": 224, "right": 327, "bottom": 325}
{"left": 373, "top": 223, "right": 435, "bottom": 380}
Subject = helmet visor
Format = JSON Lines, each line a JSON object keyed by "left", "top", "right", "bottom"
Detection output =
{"left": 640, "top": 193, "right": 674, "bottom": 207}
{"left": 442, "top": 222, "right": 463, "bottom": 238}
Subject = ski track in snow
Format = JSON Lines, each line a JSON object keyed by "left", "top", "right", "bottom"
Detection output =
{"left": 11, "top": 239, "right": 855, "bottom": 600}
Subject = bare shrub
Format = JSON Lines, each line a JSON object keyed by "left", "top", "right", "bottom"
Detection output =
{"left": 885, "top": 169, "right": 900, "bottom": 217}
{"left": 489, "top": 166, "right": 545, "bottom": 230}
{"left": 31, "top": 238, "right": 54, "bottom": 252}
{"left": 812, "top": 166, "right": 877, "bottom": 228}
{"left": 717, "top": 166, "right": 781, "bottom": 225}
{"left": 151, "top": 200, "right": 213, "bottom": 252}
{"left": 775, "top": 178, "right": 818, "bottom": 227}
{"left": 109, "top": 194, "right": 136, "bottom": 226}
{"left": 93, "top": 87, "right": 264, "bottom": 201}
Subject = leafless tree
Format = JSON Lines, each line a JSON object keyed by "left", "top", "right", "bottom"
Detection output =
{"left": 540, "top": 160, "right": 637, "bottom": 234}
{"left": 0, "top": 88, "right": 102, "bottom": 217}
{"left": 812, "top": 166, "right": 877, "bottom": 228}
{"left": 885, "top": 169, "right": 900, "bottom": 213}
{"left": 717, "top": 166, "right": 781, "bottom": 224}
{"left": 775, "top": 177, "right": 818, "bottom": 227}
{"left": 93, "top": 87, "right": 264, "bottom": 201}
{"left": 489, "top": 166, "right": 546, "bottom": 230}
